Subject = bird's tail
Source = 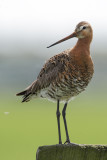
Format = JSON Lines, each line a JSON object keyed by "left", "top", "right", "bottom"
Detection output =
{"left": 16, "top": 89, "right": 32, "bottom": 102}
{"left": 16, "top": 80, "right": 38, "bottom": 102}
{"left": 16, "top": 90, "right": 27, "bottom": 96}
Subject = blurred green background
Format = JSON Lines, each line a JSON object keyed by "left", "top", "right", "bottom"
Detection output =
{"left": 0, "top": 0, "right": 107, "bottom": 160}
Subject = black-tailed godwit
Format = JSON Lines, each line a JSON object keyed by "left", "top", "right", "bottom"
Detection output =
{"left": 16, "top": 21, "right": 94, "bottom": 144}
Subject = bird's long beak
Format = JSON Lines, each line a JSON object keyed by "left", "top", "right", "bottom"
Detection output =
{"left": 47, "top": 31, "right": 76, "bottom": 48}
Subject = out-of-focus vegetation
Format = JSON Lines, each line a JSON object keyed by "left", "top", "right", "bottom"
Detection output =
{"left": 0, "top": 96, "right": 107, "bottom": 160}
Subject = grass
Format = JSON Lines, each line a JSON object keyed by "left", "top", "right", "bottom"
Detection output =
{"left": 0, "top": 92, "right": 107, "bottom": 160}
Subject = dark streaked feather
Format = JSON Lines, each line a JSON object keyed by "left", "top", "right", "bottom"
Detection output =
{"left": 16, "top": 90, "right": 27, "bottom": 96}
{"left": 16, "top": 51, "right": 72, "bottom": 102}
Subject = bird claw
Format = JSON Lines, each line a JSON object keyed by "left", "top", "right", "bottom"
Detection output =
{"left": 64, "top": 139, "right": 70, "bottom": 144}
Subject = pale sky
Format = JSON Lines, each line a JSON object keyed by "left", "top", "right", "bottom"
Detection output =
{"left": 0, "top": 0, "right": 107, "bottom": 55}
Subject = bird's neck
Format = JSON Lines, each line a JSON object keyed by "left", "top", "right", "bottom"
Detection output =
{"left": 73, "top": 36, "right": 92, "bottom": 55}
{"left": 70, "top": 36, "right": 93, "bottom": 71}
{"left": 70, "top": 37, "right": 92, "bottom": 63}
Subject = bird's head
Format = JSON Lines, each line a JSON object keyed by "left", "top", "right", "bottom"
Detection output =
{"left": 75, "top": 21, "right": 93, "bottom": 39}
{"left": 47, "top": 21, "right": 93, "bottom": 48}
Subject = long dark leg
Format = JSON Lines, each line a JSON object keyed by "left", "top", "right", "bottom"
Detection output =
{"left": 56, "top": 100, "right": 62, "bottom": 144}
{"left": 62, "top": 102, "right": 70, "bottom": 143}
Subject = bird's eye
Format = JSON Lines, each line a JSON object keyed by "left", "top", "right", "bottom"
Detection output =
{"left": 83, "top": 26, "right": 86, "bottom": 29}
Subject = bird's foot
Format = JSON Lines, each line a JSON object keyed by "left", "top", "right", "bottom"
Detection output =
{"left": 64, "top": 139, "right": 70, "bottom": 144}
{"left": 59, "top": 141, "right": 62, "bottom": 144}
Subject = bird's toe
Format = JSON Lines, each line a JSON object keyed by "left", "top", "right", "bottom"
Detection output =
{"left": 64, "top": 139, "right": 70, "bottom": 144}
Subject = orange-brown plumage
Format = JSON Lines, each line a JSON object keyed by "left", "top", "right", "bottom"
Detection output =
{"left": 16, "top": 21, "right": 94, "bottom": 144}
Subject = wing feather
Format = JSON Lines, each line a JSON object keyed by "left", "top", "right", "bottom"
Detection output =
{"left": 31, "top": 52, "right": 71, "bottom": 93}
{"left": 16, "top": 50, "right": 72, "bottom": 102}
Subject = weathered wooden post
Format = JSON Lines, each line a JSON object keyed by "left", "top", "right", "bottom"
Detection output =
{"left": 36, "top": 143, "right": 107, "bottom": 160}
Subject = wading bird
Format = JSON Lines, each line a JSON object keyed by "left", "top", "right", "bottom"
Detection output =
{"left": 16, "top": 21, "right": 94, "bottom": 144}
